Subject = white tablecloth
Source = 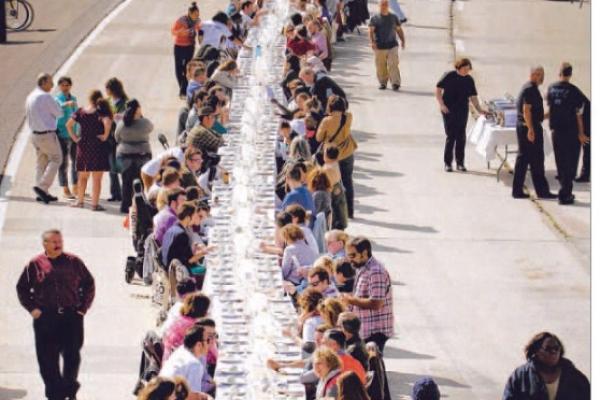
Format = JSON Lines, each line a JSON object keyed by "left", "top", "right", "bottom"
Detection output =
{"left": 468, "top": 116, "right": 553, "bottom": 161}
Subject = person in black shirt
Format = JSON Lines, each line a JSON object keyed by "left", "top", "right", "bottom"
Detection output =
{"left": 512, "top": 66, "right": 556, "bottom": 199}
{"left": 436, "top": 58, "right": 488, "bottom": 172}
{"left": 546, "top": 62, "right": 588, "bottom": 205}
{"left": 368, "top": 0, "right": 406, "bottom": 91}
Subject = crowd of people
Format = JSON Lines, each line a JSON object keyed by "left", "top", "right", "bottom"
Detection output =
{"left": 16, "top": 0, "right": 591, "bottom": 398}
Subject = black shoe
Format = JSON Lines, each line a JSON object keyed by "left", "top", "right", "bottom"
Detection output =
{"left": 538, "top": 192, "right": 558, "bottom": 199}
{"left": 400, "top": 17, "right": 408, "bottom": 24}
{"left": 575, "top": 175, "right": 590, "bottom": 183}
{"left": 378, "top": 84, "right": 387, "bottom": 90}
{"left": 107, "top": 196, "right": 122, "bottom": 202}
{"left": 33, "top": 186, "right": 50, "bottom": 204}
{"left": 47, "top": 194, "right": 58, "bottom": 202}
{"left": 512, "top": 192, "right": 530, "bottom": 199}
{"left": 559, "top": 195, "right": 575, "bottom": 205}
{"left": 456, "top": 165, "right": 467, "bottom": 172}
{"left": 392, "top": 84, "right": 400, "bottom": 91}
{"left": 444, "top": 164, "right": 453, "bottom": 172}
{"left": 336, "top": 37, "right": 345, "bottom": 42}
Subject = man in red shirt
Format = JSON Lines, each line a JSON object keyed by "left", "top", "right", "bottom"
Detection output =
{"left": 16, "top": 229, "right": 95, "bottom": 400}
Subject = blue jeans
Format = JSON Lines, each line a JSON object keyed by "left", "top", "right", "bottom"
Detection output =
{"left": 58, "top": 137, "right": 77, "bottom": 187}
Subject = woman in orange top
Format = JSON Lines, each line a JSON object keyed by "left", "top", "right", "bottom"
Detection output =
{"left": 172, "top": 2, "right": 201, "bottom": 99}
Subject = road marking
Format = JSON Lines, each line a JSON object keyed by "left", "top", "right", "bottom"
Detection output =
{"left": 455, "top": 0, "right": 465, "bottom": 11}
{"left": 0, "top": 0, "right": 134, "bottom": 238}
{"left": 454, "top": 38, "right": 465, "bottom": 53}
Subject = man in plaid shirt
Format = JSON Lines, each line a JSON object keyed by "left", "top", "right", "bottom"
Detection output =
{"left": 340, "top": 236, "right": 394, "bottom": 353}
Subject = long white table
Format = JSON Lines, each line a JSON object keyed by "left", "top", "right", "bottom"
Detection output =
{"left": 202, "top": 3, "right": 307, "bottom": 399}
{"left": 468, "top": 116, "right": 553, "bottom": 181}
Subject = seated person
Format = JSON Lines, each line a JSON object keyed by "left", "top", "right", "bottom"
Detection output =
{"left": 285, "top": 204, "right": 319, "bottom": 254}
{"left": 186, "top": 106, "right": 225, "bottom": 154}
{"left": 158, "top": 279, "right": 197, "bottom": 337}
{"left": 307, "top": 266, "right": 339, "bottom": 298}
{"left": 160, "top": 324, "right": 214, "bottom": 400}
{"left": 280, "top": 224, "right": 318, "bottom": 287}
{"left": 181, "top": 147, "right": 205, "bottom": 189}
{"left": 162, "top": 202, "right": 211, "bottom": 278}
{"left": 153, "top": 187, "right": 186, "bottom": 245}
{"left": 280, "top": 165, "right": 316, "bottom": 219}
{"left": 186, "top": 90, "right": 209, "bottom": 132}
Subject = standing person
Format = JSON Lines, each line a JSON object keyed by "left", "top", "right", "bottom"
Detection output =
{"left": 368, "top": 0, "right": 405, "bottom": 91}
{"left": 172, "top": 2, "right": 202, "bottom": 99}
{"left": 16, "top": 229, "right": 95, "bottom": 400}
{"left": 55, "top": 76, "right": 79, "bottom": 199}
{"left": 502, "top": 332, "right": 590, "bottom": 400}
{"left": 340, "top": 236, "right": 393, "bottom": 353}
{"left": 336, "top": 371, "right": 370, "bottom": 400}
{"left": 546, "top": 62, "right": 588, "bottom": 205}
{"left": 115, "top": 99, "right": 154, "bottom": 213}
{"left": 316, "top": 96, "right": 357, "bottom": 219}
{"left": 66, "top": 90, "right": 113, "bottom": 211}
{"left": 25, "top": 73, "right": 64, "bottom": 204}
{"left": 105, "top": 77, "right": 128, "bottom": 203}
{"left": 435, "top": 58, "right": 487, "bottom": 172}
{"left": 512, "top": 66, "right": 557, "bottom": 200}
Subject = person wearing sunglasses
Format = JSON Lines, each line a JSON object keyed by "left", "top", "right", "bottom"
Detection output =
{"left": 308, "top": 265, "right": 339, "bottom": 298}
{"left": 503, "top": 331, "right": 589, "bottom": 400}
{"left": 160, "top": 324, "right": 214, "bottom": 400}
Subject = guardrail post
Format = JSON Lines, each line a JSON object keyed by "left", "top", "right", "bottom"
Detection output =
{"left": 1, "top": 1, "right": 7, "bottom": 43}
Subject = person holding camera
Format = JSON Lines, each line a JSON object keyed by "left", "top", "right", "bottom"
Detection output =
{"left": 172, "top": 2, "right": 202, "bottom": 99}
{"left": 115, "top": 99, "right": 154, "bottom": 213}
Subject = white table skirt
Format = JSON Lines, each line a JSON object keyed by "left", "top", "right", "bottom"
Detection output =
{"left": 468, "top": 116, "right": 553, "bottom": 161}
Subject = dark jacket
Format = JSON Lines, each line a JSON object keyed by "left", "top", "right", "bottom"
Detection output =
{"left": 311, "top": 73, "right": 347, "bottom": 112}
{"left": 347, "top": 335, "right": 369, "bottom": 371}
{"left": 503, "top": 358, "right": 590, "bottom": 400}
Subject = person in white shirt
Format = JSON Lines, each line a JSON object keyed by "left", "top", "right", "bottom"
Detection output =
{"left": 160, "top": 324, "right": 214, "bottom": 400}
{"left": 25, "top": 73, "right": 64, "bottom": 203}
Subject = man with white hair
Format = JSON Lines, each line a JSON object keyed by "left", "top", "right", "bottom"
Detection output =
{"left": 25, "top": 73, "right": 64, "bottom": 203}
{"left": 368, "top": 0, "right": 405, "bottom": 91}
{"left": 512, "top": 66, "right": 556, "bottom": 200}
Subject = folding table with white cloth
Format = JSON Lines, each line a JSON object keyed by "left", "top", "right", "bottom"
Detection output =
{"left": 468, "top": 116, "right": 553, "bottom": 181}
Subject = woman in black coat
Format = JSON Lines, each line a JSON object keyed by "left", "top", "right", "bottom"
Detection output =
{"left": 503, "top": 332, "right": 589, "bottom": 400}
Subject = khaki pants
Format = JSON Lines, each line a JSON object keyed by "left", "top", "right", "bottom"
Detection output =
{"left": 374, "top": 47, "right": 401, "bottom": 86}
{"left": 31, "top": 132, "right": 63, "bottom": 192}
